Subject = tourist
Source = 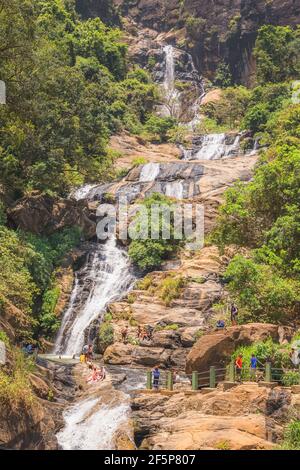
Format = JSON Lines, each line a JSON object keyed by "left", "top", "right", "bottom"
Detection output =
{"left": 250, "top": 354, "right": 258, "bottom": 381}
{"left": 230, "top": 303, "right": 238, "bottom": 326}
{"left": 136, "top": 326, "right": 142, "bottom": 339}
{"left": 146, "top": 325, "right": 154, "bottom": 340}
{"left": 100, "top": 366, "right": 106, "bottom": 381}
{"left": 153, "top": 366, "right": 160, "bottom": 390}
{"left": 121, "top": 326, "right": 128, "bottom": 343}
{"left": 82, "top": 344, "right": 89, "bottom": 362}
{"left": 87, "top": 344, "right": 93, "bottom": 361}
{"left": 235, "top": 354, "right": 243, "bottom": 381}
{"left": 216, "top": 319, "right": 225, "bottom": 331}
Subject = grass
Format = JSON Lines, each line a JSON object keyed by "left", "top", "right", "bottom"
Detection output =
{"left": 0, "top": 347, "right": 34, "bottom": 406}
{"left": 159, "top": 275, "right": 186, "bottom": 306}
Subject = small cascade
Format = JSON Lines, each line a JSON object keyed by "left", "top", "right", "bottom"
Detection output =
{"left": 157, "top": 44, "right": 204, "bottom": 125}
{"left": 70, "top": 184, "right": 98, "bottom": 201}
{"left": 54, "top": 236, "right": 135, "bottom": 356}
{"left": 139, "top": 162, "right": 160, "bottom": 182}
{"left": 165, "top": 180, "right": 184, "bottom": 199}
{"left": 56, "top": 396, "right": 130, "bottom": 450}
{"left": 182, "top": 133, "right": 242, "bottom": 161}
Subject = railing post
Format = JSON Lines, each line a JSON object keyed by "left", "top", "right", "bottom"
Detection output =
{"left": 210, "top": 366, "right": 216, "bottom": 388}
{"left": 167, "top": 371, "right": 173, "bottom": 391}
{"left": 192, "top": 371, "right": 198, "bottom": 390}
{"left": 265, "top": 362, "right": 272, "bottom": 382}
{"left": 229, "top": 361, "right": 235, "bottom": 382}
{"left": 298, "top": 365, "right": 300, "bottom": 385}
{"left": 146, "top": 370, "right": 152, "bottom": 390}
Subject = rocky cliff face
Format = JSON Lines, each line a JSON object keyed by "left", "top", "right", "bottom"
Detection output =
{"left": 132, "top": 382, "right": 300, "bottom": 449}
{"left": 110, "top": 0, "right": 299, "bottom": 84}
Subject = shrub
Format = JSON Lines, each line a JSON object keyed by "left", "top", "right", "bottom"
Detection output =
{"left": 159, "top": 275, "right": 186, "bottom": 306}
{"left": 128, "top": 193, "right": 182, "bottom": 271}
{"left": 232, "top": 338, "right": 292, "bottom": 370}
{"left": 143, "top": 115, "right": 177, "bottom": 143}
{"left": 164, "top": 323, "right": 179, "bottom": 330}
{"left": 0, "top": 348, "right": 34, "bottom": 406}
{"left": 136, "top": 275, "right": 153, "bottom": 290}
{"left": 127, "top": 293, "right": 136, "bottom": 304}
{"left": 282, "top": 371, "right": 300, "bottom": 386}
{"left": 132, "top": 157, "right": 148, "bottom": 167}
{"left": 39, "top": 285, "right": 61, "bottom": 337}
{"left": 98, "top": 320, "right": 114, "bottom": 354}
{"left": 281, "top": 420, "right": 300, "bottom": 449}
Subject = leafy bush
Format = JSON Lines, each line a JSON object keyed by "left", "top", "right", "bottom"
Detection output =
{"left": 281, "top": 420, "right": 300, "bottom": 449}
{"left": 159, "top": 276, "right": 186, "bottom": 306}
{"left": 223, "top": 256, "right": 300, "bottom": 323}
{"left": 143, "top": 116, "right": 177, "bottom": 143}
{"left": 232, "top": 338, "right": 292, "bottom": 370}
{"left": 39, "top": 286, "right": 61, "bottom": 337}
{"left": 254, "top": 25, "right": 300, "bottom": 84}
{"left": 98, "top": 320, "right": 114, "bottom": 354}
{"left": 0, "top": 347, "right": 34, "bottom": 406}
{"left": 282, "top": 371, "right": 300, "bottom": 386}
{"left": 132, "top": 157, "right": 148, "bottom": 167}
{"left": 128, "top": 193, "right": 182, "bottom": 271}
{"left": 136, "top": 275, "right": 153, "bottom": 290}
{"left": 164, "top": 323, "right": 179, "bottom": 330}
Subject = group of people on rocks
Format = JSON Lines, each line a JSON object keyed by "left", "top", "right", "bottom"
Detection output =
{"left": 121, "top": 325, "right": 154, "bottom": 344}
{"left": 80, "top": 343, "right": 106, "bottom": 384}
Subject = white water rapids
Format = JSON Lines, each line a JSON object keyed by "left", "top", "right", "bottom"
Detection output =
{"left": 54, "top": 236, "right": 135, "bottom": 355}
{"left": 56, "top": 396, "right": 130, "bottom": 450}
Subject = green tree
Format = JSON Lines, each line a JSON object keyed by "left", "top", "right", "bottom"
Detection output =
{"left": 254, "top": 25, "right": 300, "bottom": 83}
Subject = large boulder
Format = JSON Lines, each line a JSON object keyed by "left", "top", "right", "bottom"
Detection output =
{"left": 8, "top": 193, "right": 96, "bottom": 239}
{"left": 104, "top": 342, "right": 134, "bottom": 365}
{"left": 186, "top": 323, "right": 293, "bottom": 374}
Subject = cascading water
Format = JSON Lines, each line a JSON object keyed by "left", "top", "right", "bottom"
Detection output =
{"left": 139, "top": 162, "right": 160, "bottom": 182}
{"left": 54, "top": 232, "right": 136, "bottom": 450}
{"left": 182, "top": 133, "right": 242, "bottom": 161}
{"left": 54, "top": 236, "right": 135, "bottom": 356}
{"left": 165, "top": 181, "right": 184, "bottom": 199}
{"left": 57, "top": 396, "right": 130, "bottom": 450}
{"left": 160, "top": 45, "right": 181, "bottom": 118}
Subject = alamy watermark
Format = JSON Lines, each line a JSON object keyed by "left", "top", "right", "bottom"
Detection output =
{"left": 0, "top": 80, "right": 6, "bottom": 105}
{"left": 292, "top": 80, "right": 300, "bottom": 104}
{"left": 95, "top": 196, "right": 205, "bottom": 250}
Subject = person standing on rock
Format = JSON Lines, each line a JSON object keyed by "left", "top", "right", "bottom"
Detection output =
{"left": 121, "top": 326, "right": 128, "bottom": 343}
{"left": 153, "top": 366, "right": 160, "bottom": 390}
{"left": 250, "top": 354, "right": 258, "bottom": 381}
{"left": 235, "top": 354, "right": 243, "bottom": 381}
{"left": 230, "top": 303, "right": 238, "bottom": 326}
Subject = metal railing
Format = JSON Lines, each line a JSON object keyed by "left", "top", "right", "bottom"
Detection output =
{"left": 145, "top": 362, "right": 300, "bottom": 391}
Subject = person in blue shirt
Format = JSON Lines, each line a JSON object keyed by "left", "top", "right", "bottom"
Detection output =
{"left": 250, "top": 354, "right": 258, "bottom": 381}
{"left": 153, "top": 366, "right": 160, "bottom": 390}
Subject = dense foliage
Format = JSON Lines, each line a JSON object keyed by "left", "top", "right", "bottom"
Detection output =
{"left": 128, "top": 193, "right": 183, "bottom": 271}
{"left": 211, "top": 25, "right": 300, "bottom": 325}
{"left": 0, "top": 0, "right": 158, "bottom": 198}
{"left": 0, "top": 221, "right": 81, "bottom": 341}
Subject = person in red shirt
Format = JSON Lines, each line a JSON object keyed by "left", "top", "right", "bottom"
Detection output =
{"left": 235, "top": 354, "right": 243, "bottom": 381}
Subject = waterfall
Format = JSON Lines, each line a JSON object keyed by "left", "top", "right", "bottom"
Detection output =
{"left": 165, "top": 181, "right": 184, "bottom": 199}
{"left": 184, "top": 133, "right": 242, "bottom": 161}
{"left": 54, "top": 236, "right": 135, "bottom": 356}
{"left": 70, "top": 184, "right": 98, "bottom": 201}
{"left": 56, "top": 396, "right": 130, "bottom": 450}
{"left": 160, "top": 45, "right": 181, "bottom": 118}
{"left": 139, "top": 162, "right": 160, "bottom": 182}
